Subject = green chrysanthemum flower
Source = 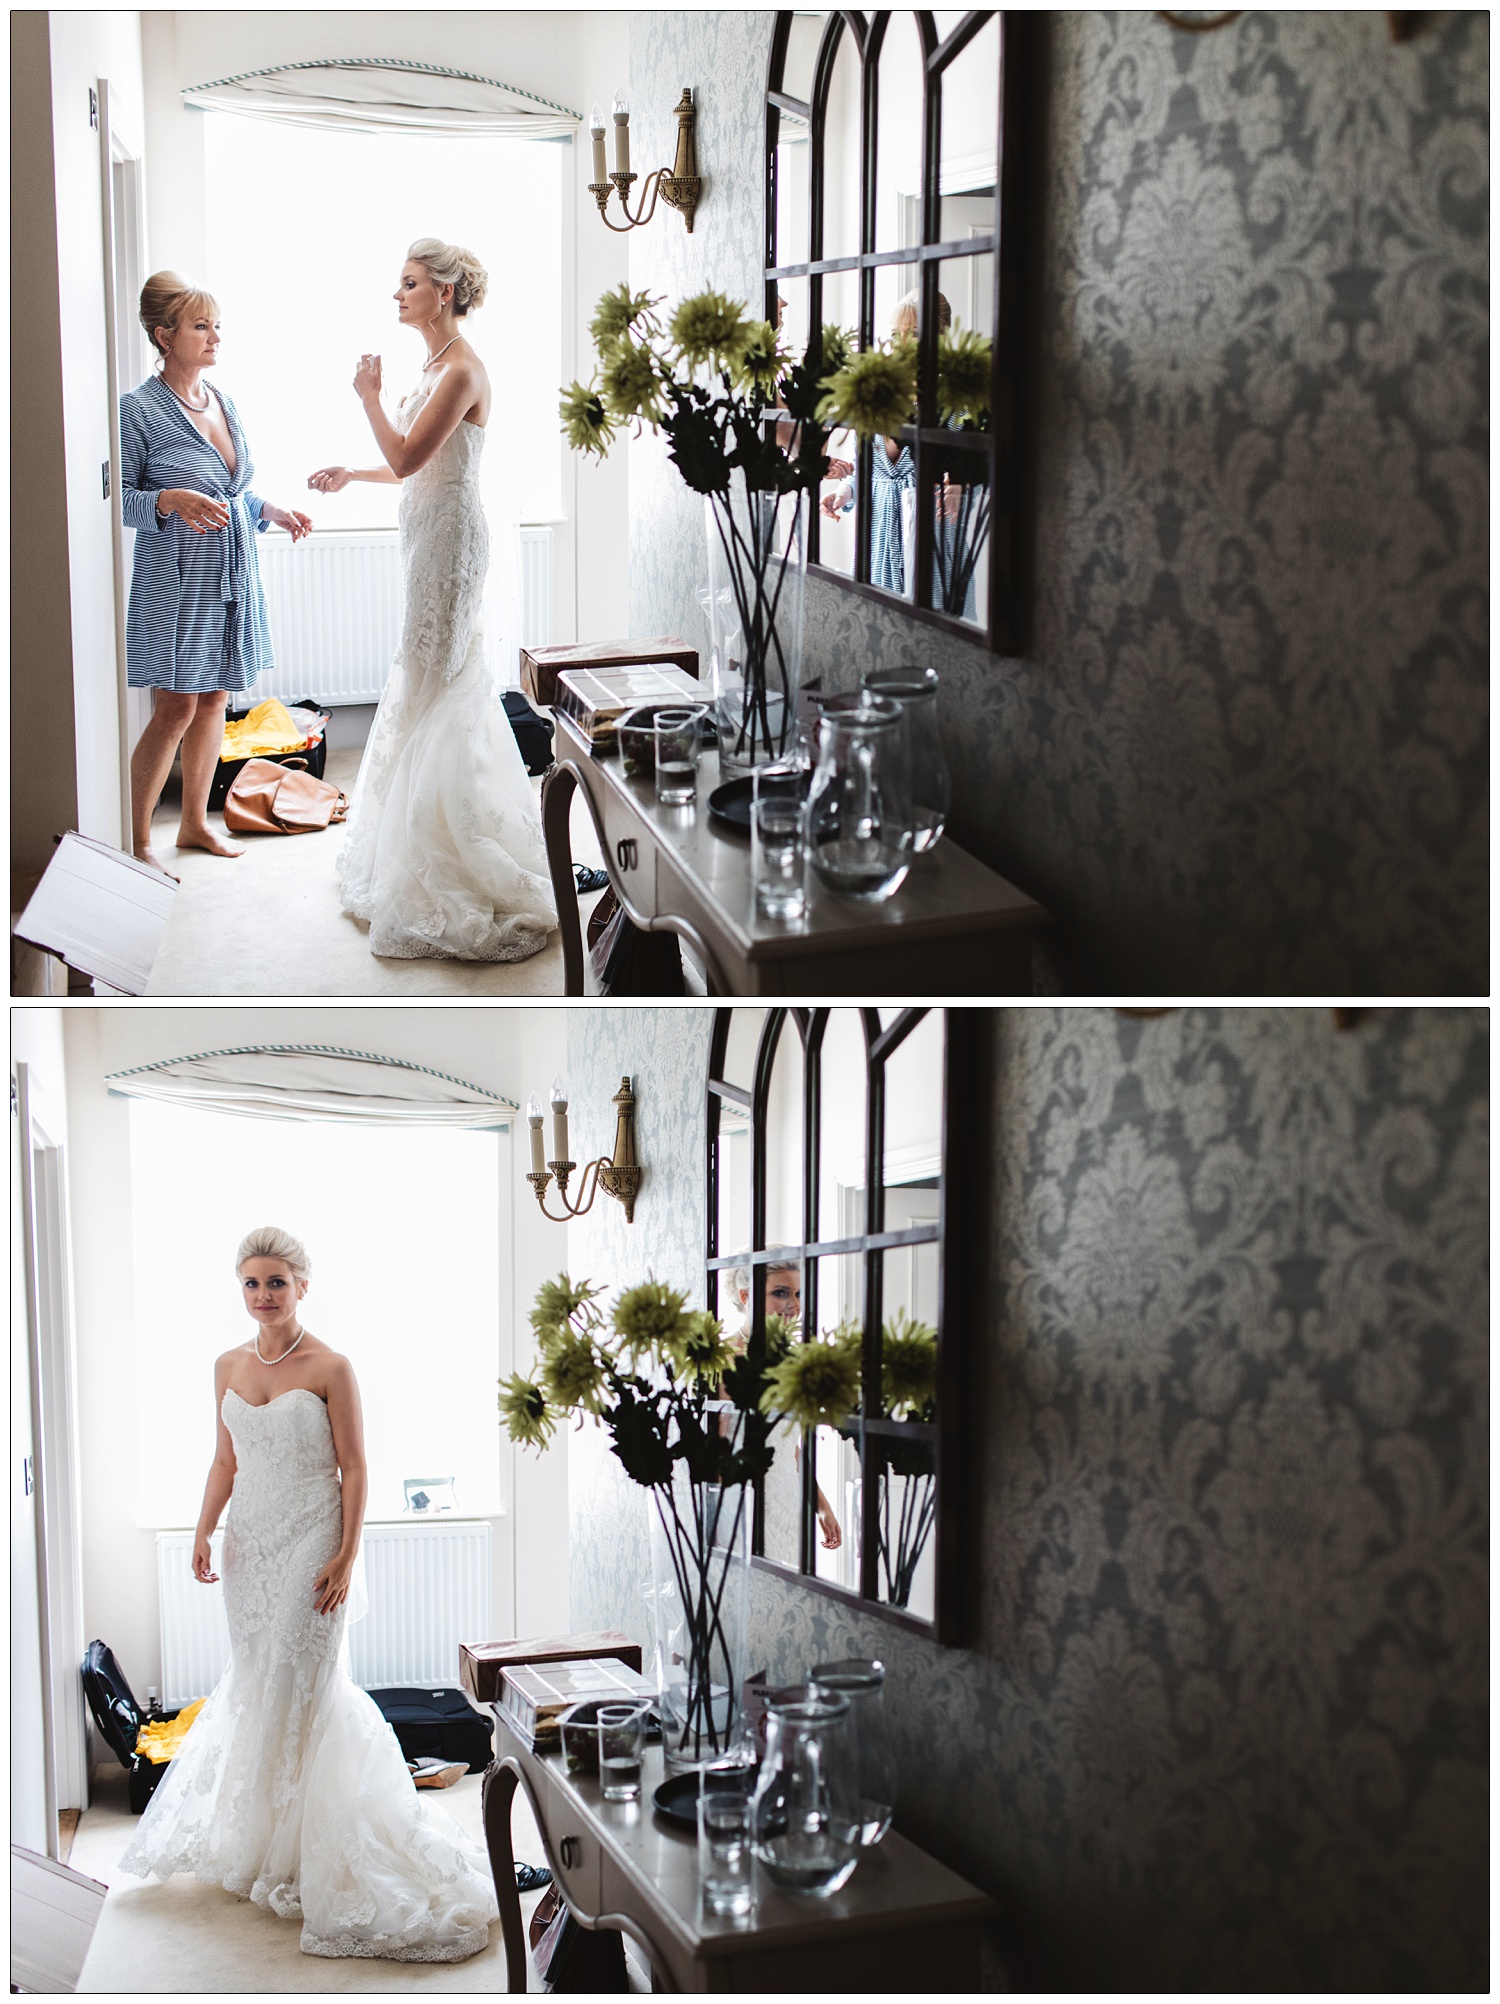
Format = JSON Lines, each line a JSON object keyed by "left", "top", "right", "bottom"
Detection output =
{"left": 936, "top": 327, "right": 992, "bottom": 427}
{"left": 729, "top": 319, "right": 786, "bottom": 398}
{"left": 498, "top": 1373, "right": 556, "bottom": 1449}
{"left": 613, "top": 1279, "right": 690, "bottom": 1360}
{"left": 764, "top": 1312, "right": 798, "bottom": 1364}
{"left": 590, "top": 284, "right": 661, "bottom": 353}
{"left": 881, "top": 1310, "right": 937, "bottom": 1418}
{"left": 669, "top": 290, "right": 749, "bottom": 368}
{"left": 559, "top": 380, "right": 617, "bottom": 458}
{"left": 600, "top": 339, "right": 667, "bottom": 425}
{"left": 530, "top": 1273, "right": 602, "bottom": 1337}
{"left": 817, "top": 323, "right": 855, "bottom": 378}
{"left": 662, "top": 1309, "right": 736, "bottom": 1389}
{"left": 760, "top": 1330, "right": 862, "bottom": 1431}
{"left": 816, "top": 340, "right": 918, "bottom": 443}
{"left": 540, "top": 1328, "right": 610, "bottom": 1415}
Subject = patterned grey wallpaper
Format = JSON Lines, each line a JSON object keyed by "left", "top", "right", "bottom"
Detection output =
{"left": 624, "top": 11, "right": 1488, "bottom": 993}
{"left": 566, "top": 1004, "right": 1487, "bottom": 1992}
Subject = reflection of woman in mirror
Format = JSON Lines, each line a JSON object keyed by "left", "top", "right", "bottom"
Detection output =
{"left": 120, "top": 1226, "right": 499, "bottom": 1961}
{"left": 821, "top": 291, "right": 964, "bottom": 603}
{"left": 728, "top": 1258, "right": 842, "bottom": 1552}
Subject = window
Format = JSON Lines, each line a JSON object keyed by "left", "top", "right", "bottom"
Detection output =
{"left": 765, "top": 11, "right": 1027, "bottom": 649}
{"left": 201, "top": 117, "right": 565, "bottom": 532}
{"left": 128, "top": 1101, "right": 507, "bottom": 1525}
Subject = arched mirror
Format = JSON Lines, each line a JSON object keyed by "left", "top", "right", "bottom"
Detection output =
{"left": 705, "top": 1006, "right": 977, "bottom": 1641}
{"left": 764, "top": 10, "right": 1028, "bottom": 650}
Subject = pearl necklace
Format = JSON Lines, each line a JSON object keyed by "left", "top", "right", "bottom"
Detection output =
{"left": 255, "top": 1323, "right": 307, "bottom": 1366}
{"left": 163, "top": 376, "right": 211, "bottom": 414}
{"left": 422, "top": 336, "right": 459, "bottom": 370}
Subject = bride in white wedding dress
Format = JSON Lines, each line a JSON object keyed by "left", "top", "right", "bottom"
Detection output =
{"left": 119, "top": 1226, "right": 499, "bottom": 1962}
{"left": 309, "top": 238, "right": 556, "bottom": 962}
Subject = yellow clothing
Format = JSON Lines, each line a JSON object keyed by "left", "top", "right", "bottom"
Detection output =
{"left": 135, "top": 1697, "right": 206, "bottom": 1764}
{"left": 219, "top": 698, "right": 307, "bottom": 761}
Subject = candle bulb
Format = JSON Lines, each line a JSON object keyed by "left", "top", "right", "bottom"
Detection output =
{"left": 550, "top": 1075, "right": 570, "bottom": 1164}
{"left": 612, "top": 88, "right": 631, "bottom": 177}
{"left": 526, "top": 1093, "right": 546, "bottom": 1174}
{"left": 589, "top": 102, "right": 607, "bottom": 183}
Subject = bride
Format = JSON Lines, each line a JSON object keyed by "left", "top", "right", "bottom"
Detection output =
{"left": 309, "top": 239, "right": 556, "bottom": 962}
{"left": 119, "top": 1227, "right": 500, "bottom": 1962}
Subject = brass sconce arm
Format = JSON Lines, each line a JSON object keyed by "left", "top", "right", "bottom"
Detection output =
{"left": 525, "top": 1076, "right": 641, "bottom": 1222}
{"left": 590, "top": 88, "right": 701, "bottom": 235}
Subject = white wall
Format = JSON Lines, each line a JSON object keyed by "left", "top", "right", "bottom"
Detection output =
{"left": 141, "top": 9, "right": 632, "bottom": 646}
{"left": 61, "top": 1004, "right": 574, "bottom": 1700}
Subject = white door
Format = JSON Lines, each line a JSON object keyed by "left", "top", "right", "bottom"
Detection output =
{"left": 12, "top": 1090, "right": 49, "bottom": 1854}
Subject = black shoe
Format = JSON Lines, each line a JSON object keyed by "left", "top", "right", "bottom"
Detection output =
{"left": 515, "top": 1861, "right": 552, "bottom": 1892}
{"left": 574, "top": 865, "right": 610, "bottom": 895}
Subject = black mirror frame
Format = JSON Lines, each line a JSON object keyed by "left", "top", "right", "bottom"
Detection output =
{"left": 705, "top": 1006, "right": 977, "bottom": 1645}
{"left": 764, "top": 10, "right": 1032, "bottom": 653}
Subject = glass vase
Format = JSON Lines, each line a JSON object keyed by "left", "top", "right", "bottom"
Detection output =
{"left": 749, "top": 1691, "right": 862, "bottom": 1896}
{"left": 646, "top": 1468, "right": 751, "bottom": 1775}
{"left": 703, "top": 479, "right": 807, "bottom": 777}
{"left": 859, "top": 666, "right": 949, "bottom": 852}
{"left": 810, "top": 1658, "right": 896, "bottom": 1844}
{"left": 805, "top": 693, "right": 916, "bottom": 901}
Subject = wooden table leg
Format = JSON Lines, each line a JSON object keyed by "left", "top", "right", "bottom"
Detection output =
{"left": 481, "top": 1758, "right": 528, "bottom": 1993}
{"left": 540, "top": 761, "right": 585, "bottom": 995}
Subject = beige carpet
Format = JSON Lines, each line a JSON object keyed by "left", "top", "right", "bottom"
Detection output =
{"left": 144, "top": 749, "right": 606, "bottom": 997}
{"left": 73, "top": 1761, "right": 550, "bottom": 1993}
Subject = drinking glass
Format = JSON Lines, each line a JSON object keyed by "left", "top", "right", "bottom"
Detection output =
{"left": 597, "top": 1703, "right": 649, "bottom": 1801}
{"left": 752, "top": 764, "right": 808, "bottom": 922}
{"left": 697, "top": 1784, "right": 756, "bottom": 1918}
{"left": 811, "top": 1658, "right": 896, "bottom": 1844}
{"left": 859, "top": 666, "right": 949, "bottom": 851}
{"left": 654, "top": 709, "right": 703, "bottom": 806}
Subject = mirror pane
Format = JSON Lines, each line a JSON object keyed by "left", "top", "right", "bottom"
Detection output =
{"left": 879, "top": 1009, "right": 944, "bottom": 1189}
{"left": 874, "top": 11, "right": 925, "bottom": 254}
{"left": 780, "top": 9, "right": 827, "bottom": 102}
{"left": 773, "top": 105, "right": 811, "bottom": 268}
{"left": 764, "top": 1019, "right": 805, "bottom": 1251}
{"left": 817, "top": 1010, "right": 870, "bottom": 1237}
{"left": 714, "top": 1105, "right": 752, "bottom": 1313}
{"left": 930, "top": 11, "right": 969, "bottom": 47}
{"left": 772, "top": 275, "right": 810, "bottom": 372}
{"left": 818, "top": 19, "right": 863, "bottom": 260}
{"left": 936, "top": 14, "right": 999, "bottom": 215}
{"left": 926, "top": 435, "right": 989, "bottom": 625}
{"left": 719, "top": 1006, "right": 768, "bottom": 1090}
{"left": 936, "top": 249, "right": 994, "bottom": 347}
{"left": 813, "top": 1418, "right": 862, "bottom": 1589}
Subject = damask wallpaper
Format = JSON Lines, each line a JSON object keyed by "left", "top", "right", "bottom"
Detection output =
{"left": 565, "top": 1005, "right": 1487, "bottom": 1992}
{"left": 624, "top": 12, "right": 1488, "bottom": 993}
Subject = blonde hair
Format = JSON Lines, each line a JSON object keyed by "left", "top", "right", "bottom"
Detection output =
{"left": 406, "top": 237, "right": 488, "bottom": 316}
{"left": 236, "top": 1226, "right": 311, "bottom": 1285}
{"left": 139, "top": 270, "right": 219, "bottom": 363}
{"left": 892, "top": 288, "right": 953, "bottom": 339}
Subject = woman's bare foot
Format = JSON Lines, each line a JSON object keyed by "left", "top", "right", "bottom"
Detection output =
{"left": 175, "top": 825, "right": 245, "bottom": 859}
{"left": 133, "top": 844, "right": 182, "bottom": 882}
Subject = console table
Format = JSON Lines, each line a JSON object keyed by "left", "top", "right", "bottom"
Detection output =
{"left": 482, "top": 1705, "right": 994, "bottom": 1992}
{"left": 541, "top": 710, "right": 1050, "bottom": 996}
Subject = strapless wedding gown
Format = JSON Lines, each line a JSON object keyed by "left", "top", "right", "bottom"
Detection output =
{"left": 119, "top": 1388, "right": 498, "bottom": 1963}
{"left": 338, "top": 384, "right": 557, "bottom": 961}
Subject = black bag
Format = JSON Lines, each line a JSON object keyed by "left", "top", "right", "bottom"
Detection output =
{"left": 367, "top": 1686, "right": 493, "bottom": 1773}
{"left": 533, "top": 1891, "right": 629, "bottom": 1992}
{"left": 208, "top": 698, "right": 333, "bottom": 811}
{"left": 80, "top": 1639, "right": 177, "bottom": 1814}
{"left": 503, "top": 689, "right": 555, "bottom": 776}
{"left": 587, "top": 886, "right": 686, "bottom": 996}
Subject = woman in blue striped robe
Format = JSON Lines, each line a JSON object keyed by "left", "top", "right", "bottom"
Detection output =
{"left": 121, "top": 273, "right": 311, "bottom": 876}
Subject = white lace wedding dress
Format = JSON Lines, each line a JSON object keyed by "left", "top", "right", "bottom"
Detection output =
{"left": 338, "top": 383, "right": 557, "bottom": 961}
{"left": 119, "top": 1388, "right": 499, "bottom": 1963}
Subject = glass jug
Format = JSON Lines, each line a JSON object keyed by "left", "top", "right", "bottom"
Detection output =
{"left": 749, "top": 1692, "right": 862, "bottom": 1896}
{"left": 805, "top": 694, "right": 915, "bottom": 902}
{"left": 811, "top": 1658, "right": 896, "bottom": 1844}
{"left": 859, "top": 666, "right": 949, "bottom": 852}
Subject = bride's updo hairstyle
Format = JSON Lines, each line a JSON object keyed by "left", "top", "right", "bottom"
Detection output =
{"left": 236, "top": 1225, "right": 311, "bottom": 1284}
{"left": 139, "top": 270, "right": 219, "bottom": 364}
{"left": 407, "top": 237, "right": 489, "bottom": 317}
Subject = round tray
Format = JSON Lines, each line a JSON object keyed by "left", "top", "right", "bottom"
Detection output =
{"left": 652, "top": 1765, "right": 758, "bottom": 1830}
{"left": 706, "top": 777, "right": 754, "bottom": 833}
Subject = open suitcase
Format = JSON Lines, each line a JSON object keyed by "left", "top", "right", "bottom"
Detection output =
{"left": 367, "top": 1686, "right": 494, "bottom": 1773}
{"left": 80, "top": 1638, "right": 177, "bottom": 1814}
{"left": 208, "top": 697, "right": 333, "bottom": 811}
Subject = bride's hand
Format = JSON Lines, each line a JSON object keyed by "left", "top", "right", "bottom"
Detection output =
{"left": 192, "top": 1536, "right": 218, "bottom": 1585}
{"left": 307, "top": 467, "right": 352, "bottom": 493}
{"left": 312, "top": 1554, "right": 355, "bottom": 1615}
{"left": 354, "top": 353, "right": 382, "bottom": 403}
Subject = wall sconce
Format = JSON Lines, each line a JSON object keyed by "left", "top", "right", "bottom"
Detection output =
{"left": 588, "top": 86, "right": 701, "bottom": 234}
{"left": 525, "top": 1074, "right": 642, "bottom": 1223}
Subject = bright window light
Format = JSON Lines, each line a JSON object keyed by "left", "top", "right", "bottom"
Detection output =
{"left": 200, "top": 116, "right": 565, "bottom": 531}
{"left": 128, "top": 1100, "right": 506, "bottom": 1526}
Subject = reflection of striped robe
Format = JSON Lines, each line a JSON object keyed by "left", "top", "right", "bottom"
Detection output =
{"left": 871, "top": 442, "right": 914, "bottom": 594}
{"left": 120, "top": 376, "right": 274, "bottom": 692}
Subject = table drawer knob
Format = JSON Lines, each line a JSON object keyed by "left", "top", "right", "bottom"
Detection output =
{"left": 615, "top": 838, "right": 638, "bottom": 872}
{"left": 560, "top": 1835, "right": 581, "bottom": 1869}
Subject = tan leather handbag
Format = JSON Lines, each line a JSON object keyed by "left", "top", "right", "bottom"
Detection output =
{"left": 223, "top": 757, "right": 349, "bottom": 835}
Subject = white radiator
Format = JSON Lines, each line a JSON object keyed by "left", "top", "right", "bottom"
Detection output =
{"left": 155, "top": 1520, "right": 491, "bottom": 1707}
{"left": 255, "top": 525, "right": 554, "bottom": 707}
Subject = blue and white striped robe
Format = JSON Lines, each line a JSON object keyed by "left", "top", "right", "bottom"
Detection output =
{"left": 119, "top": 375, "right": 276, "bottom": 692}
